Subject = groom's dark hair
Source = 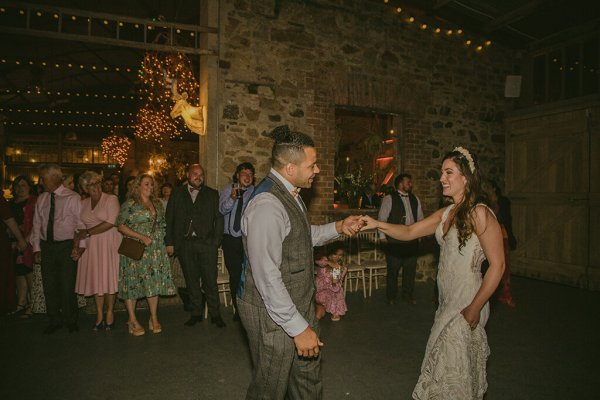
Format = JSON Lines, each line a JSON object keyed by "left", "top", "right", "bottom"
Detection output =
{"left": 268, "top": 125, "right": 314, "bottom": 169}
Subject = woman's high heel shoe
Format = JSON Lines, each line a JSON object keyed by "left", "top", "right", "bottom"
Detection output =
{"left": 93, "top": 321, "right": 105, "bottom": 331}
{"left": 128, "top": 322, "right": 145, "bottom": 336}
{"left": 148, "top": 318, "right": 162, "bottom": 334}
{"left": 104, "top": 321, "right": 115, "bottom": 331}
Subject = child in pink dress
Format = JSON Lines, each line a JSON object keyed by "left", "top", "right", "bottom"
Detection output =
{"left": 315, "top": 245, "right": 348, "bottom": 321}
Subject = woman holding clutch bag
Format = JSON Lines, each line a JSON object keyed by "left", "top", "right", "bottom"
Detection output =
{"left": 116, "top": 174, "right": 175, "bottom": 336}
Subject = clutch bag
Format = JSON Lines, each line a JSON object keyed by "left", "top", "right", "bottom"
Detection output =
{"left": 118, "top": 236, "right": 146, "bottom": 260}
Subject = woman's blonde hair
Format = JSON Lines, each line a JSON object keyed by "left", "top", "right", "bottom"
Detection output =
{"left": 129, "top": 174, "right": 156, "bottom": 203}
{"left": 78, "top": 171, "right": 103, "bottom": 193}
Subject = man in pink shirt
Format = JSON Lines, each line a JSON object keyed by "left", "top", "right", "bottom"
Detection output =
{"left": 30, "top": 164, "right": 86, "bottom": 334}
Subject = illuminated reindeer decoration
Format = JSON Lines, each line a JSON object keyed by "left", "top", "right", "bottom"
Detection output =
{"left": 164, "top": 71, "right": 206, "bottom": 135}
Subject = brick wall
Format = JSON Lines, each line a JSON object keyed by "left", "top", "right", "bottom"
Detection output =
{"left": 216, "top": 0, "right": 514, "bottom": 222}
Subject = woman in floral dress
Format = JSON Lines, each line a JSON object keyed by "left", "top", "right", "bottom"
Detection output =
{"left": 116, "top": 174, "right": 175, "bottom": 336}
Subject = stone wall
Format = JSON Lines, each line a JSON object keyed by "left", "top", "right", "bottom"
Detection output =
{"left": 216, "top": 0, "right": 514, "bottom": 222}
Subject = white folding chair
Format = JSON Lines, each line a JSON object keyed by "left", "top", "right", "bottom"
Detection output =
{"left": 204, "top": 247, "right": 232, "bottom": 318}
{"left": 356, "top": 230, "right": 387, "bottom": 297}
{"left": 338, "top": 234, "right": 367, "bottom": 298}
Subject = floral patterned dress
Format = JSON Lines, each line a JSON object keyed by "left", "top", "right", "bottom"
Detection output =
{"left": 315, "top": 257, "right": 348, "bottom": 316}
{"left": 116, "top": 199, "right": 175, "bottom": 300}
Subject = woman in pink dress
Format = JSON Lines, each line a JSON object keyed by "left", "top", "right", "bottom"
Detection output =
{"left": 315, "top": 244, "right": 348, "bottom": 321}
{"left": 73, "top": 171, "right": 121, "bottom": 331}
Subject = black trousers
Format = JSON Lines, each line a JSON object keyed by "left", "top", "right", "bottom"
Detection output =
{"left": 177, "top": 240, "right": 220, "bottom": 318}
{"left": 40, "top": 240, "right": 78, "bottom": 325}
{"left": 221, "top": 234, "right": 244, "bottom": 312}
{"left": 385, "top": 248, "right": 417, "bottom": 300}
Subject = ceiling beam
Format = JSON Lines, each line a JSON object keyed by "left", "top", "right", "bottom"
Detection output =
{"left": 0, "top": 1, "right": 217, "bottom": 55}
{"left": 484, "top": 0, "right": 548, "bottom": 33}
{"left": 432, "top": 0, "right": 454, "bottom": 10}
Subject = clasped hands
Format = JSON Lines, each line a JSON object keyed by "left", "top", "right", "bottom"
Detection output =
{"left": 338, "top": 215, "right": 380, "bottom": 236}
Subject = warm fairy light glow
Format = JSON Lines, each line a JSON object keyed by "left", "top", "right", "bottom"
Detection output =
{"left": 134, "top": 51, "right": 200, "bottom": 143}
{"left": 101, "top": 133, "right": 132, "bottom": 167}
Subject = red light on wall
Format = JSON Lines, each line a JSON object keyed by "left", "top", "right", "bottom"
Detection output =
{"left": 376, "top": 156, "right": 394, "bottom": 162}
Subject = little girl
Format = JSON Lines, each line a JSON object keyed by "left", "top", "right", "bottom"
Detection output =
{"left": 315, "top": 244, "right": 348, "bottom": 321}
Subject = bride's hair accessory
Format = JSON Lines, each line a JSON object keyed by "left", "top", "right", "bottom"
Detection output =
{"left": 453, "top": 146, "right": 476, "bottom": 173}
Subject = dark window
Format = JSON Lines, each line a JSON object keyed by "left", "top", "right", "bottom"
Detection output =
{"left": 548, "top": 49, "right": 563, "bottom": 102}
{"left": 582, "top": 37, "right": 599, "bottom": 96}
{"left": 533, "top": 54, "right": 547, "bottom": 103}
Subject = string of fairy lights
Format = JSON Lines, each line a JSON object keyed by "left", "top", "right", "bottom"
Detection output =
{"left": 381, "top": 0, "right": 492, "bottom": 53}
{"left": 101, "top": 133, "right": 132, "bottom": 167}
{"left": 3, "top": 121, "right": 134, "bottom": 129}
{"left": 134, "top": 51, "right": 200, "bottom": 143}
{"left": 0, "top": 58, "right": 139, "bottom": 74}
{"left": 0, "top": 6, "right": 198, "bottom": 37}
{"left": 2, "top": 88, "right": 143, "bottom": 100}
{"left": 0, "top": 107, "right": 134, "bottom": 117}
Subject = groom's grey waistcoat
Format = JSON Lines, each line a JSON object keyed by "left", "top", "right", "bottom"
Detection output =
{"left": 240, "top": 173, "right": 315, "bottom": 317}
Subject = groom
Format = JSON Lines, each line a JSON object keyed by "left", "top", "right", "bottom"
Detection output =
{"left": 237, "top": 125, "right": 362, "bottom": 399}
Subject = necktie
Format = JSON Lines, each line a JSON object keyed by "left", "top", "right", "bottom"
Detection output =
{"left": 233, "top": 190, "right": 245, "bottom": 232}
{"left": 47, "top": 192, "right": 55, "bottom": 242}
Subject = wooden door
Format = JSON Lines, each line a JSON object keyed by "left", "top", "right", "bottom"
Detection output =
{"left": 506, "top": 103, "right": 599, "bottom": 290}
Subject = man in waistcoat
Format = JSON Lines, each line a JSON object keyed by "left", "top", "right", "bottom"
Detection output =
{"left": 378, "top": 173, "right": 424, "bottom": 305}
{"left": 238, "top": 125, "right": 362, "bottom": 399}
{"left": 165, "top": 164, "right": 226, "bottom": 328}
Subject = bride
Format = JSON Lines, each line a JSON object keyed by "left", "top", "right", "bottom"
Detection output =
{"left": 360, "top": 147, "right": 505, "bottom": 399}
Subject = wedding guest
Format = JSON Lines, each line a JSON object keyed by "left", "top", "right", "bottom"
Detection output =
{"left": 73, "top": 172, "right": 121, "bottom": 331}
{"left": 159, "top": 182, "right": 173, "bottom": 210}
{"left": 63, "top": 174, "right": 75, "bottom": 191}
{"left": 378, "top": 173, "right": 424, "bottom": 305}
{"left": 8, "top": 176, "right": 37, "bottom": 318}
{"left": 219, "top": 162, "right": 255, "bottom": 320}
{"left": 30, "top": 164, "right": 86, "bottom": 334}
{"left": 109, "top": 173, "right": 120, "bottom": 197}
{"left": 360, "top": 182, "right": 381, "bottom": 209}
{"left": 315, "top": 245, "right": 348, "bottom": 321}
{"left": 165, "top": 164, "right": 225, "bottom": 328}
{"left": 101, "top": 178, "right": 114, "bottom": 194}
{"left": 1, "top": 196, "right": 29, "bottom": 314}
{"left": 117, "top": 174, "right": 175, "bottom": 336}
{"left": 119, "top": 176, "right": 136, "bottom": 204}
{"left": 482, "top": 179, "right": 515, "bottom": 307}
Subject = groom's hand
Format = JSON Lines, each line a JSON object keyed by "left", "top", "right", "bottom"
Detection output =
{"left": 337, "top": 216, "right": 363, "bottom": 236}
{"left": 293, "top": 326, "right": 324, "bottom": 358}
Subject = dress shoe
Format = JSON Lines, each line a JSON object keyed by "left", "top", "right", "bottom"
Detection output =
{"left": 402, "top": 295, "right": 417, "bottom": 305}
{"left": 149, "top": 318, "right": 162, "bottom": 334}
{"left": 67, "top": 323, "right": 80, "bottom": 333}
{"left": 233, "top": 313, "right": 241, "bottom": 322}
{"left": 184, "top": 316, "right": 203, "bottom": 327}
{"left": 93, "top": 321, "right": 105, "bottom": 332}
{"left": 211, "top": 316, "right": 226, "bottom": 328}
{"left": 43, "top": 323, "right": 62, "bottom": 335}
{"left": 104, "top": 321, "right": 115, "bottom": 331}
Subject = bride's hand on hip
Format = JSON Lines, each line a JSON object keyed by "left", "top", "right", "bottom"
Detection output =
{"left": 461, "top": 304, "right": 480, "bottom": 330}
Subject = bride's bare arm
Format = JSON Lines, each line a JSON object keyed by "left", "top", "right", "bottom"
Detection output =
{"left": 360, "top": 208, "right": 445, "bottom": 241}
{"left": 462, "top": 205, "right": 506, "bottom": 328}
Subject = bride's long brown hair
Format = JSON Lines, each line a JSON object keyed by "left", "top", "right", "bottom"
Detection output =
{"left": 442, "top": 148, "right": 485, "bottom": 251}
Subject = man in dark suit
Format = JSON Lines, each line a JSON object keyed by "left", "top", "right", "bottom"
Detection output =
{"left": 165, "top": 164, "right": 225, "bottom": 327}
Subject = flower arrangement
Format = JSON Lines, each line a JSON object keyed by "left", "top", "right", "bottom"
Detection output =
{"left": 335, "top": 167, "right": 373, "bottom": 208}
